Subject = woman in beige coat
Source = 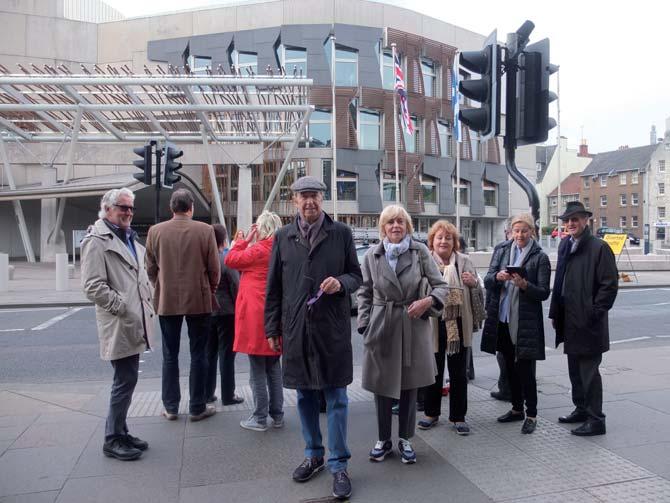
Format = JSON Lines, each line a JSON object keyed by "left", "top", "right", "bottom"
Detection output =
{"left": 357, "top": 205, "right": 448, "bottom": 464}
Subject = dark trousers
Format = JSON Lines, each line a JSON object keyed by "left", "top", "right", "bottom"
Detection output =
{"left": 159, "top": 314, "right": 210, "bottom": 415}
{"left": 375, "top": 388, "right": 418, "bottom": 441}
{"left": 496, "top": 351, "right": 510, "bottom": 394}
{"left": 567, "top": 353, "right": 604, "bottom": 420}
{"left": 105, "top": 353, "right": 140, "bottom": 442}
{"left": 205, "top": 314, "right": 237, "bottom": 403}
{"left": 423, "top": 319, "right": 468, "bottom": 422}
{"left": 498, "top": 322, "right": 538, "bottom": 417}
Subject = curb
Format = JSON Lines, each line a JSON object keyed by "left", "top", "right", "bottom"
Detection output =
{"left": 0, "top": 301, "right": 93, "bottom": 309}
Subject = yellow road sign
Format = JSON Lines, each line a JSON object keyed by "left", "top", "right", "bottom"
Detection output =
{"left": 603, "top": 234, "right": 627, "bottom": 255}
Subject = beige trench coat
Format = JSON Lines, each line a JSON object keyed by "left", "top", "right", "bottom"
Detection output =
{"left": 81, "top": 219, "right": 156, "bottom": 361}
{"left": 357, "top": 240, "right": 448, "bottom": 399}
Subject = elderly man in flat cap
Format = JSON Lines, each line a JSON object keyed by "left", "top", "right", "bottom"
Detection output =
{"left": 265, "top": 176, "right": 362, "bottom": 500}
{"left": 549, "top": 201, "right": 618, "bottom": 436}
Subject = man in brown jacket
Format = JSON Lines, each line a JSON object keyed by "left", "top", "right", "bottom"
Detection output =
{"left": 146, "top": 188, "right": 220, "bottom": 422}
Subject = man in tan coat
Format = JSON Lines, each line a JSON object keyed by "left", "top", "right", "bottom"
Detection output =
{"left": 82, "top": 187, "right": 155, "bottom": 461}
{"left": 146, "top": 188, "right": 220, "bottom": 422}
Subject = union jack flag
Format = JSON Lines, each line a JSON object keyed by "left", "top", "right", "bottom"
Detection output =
{"left": 394, "top": 54, "right": 414, "bottom": 136}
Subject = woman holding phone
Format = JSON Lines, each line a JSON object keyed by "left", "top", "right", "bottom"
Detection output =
{"left": 481, "top": 213, "right": 551, "bottom": 434}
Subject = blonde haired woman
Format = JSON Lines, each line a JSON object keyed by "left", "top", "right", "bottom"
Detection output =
{"left": 357, "top": 205, "right": 448, "bottom": 464}
{"left": 225, "top": 211, "right": 284, "bottom": 431}
{"left": 418, "top": 220, "right": 485, "bottom": 435}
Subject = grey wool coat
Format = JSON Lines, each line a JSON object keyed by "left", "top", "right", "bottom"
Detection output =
{"left": 357, "top": 239, "right": 449, "bottom": 399}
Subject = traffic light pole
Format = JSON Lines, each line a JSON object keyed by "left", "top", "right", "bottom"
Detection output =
{"left": 504, "top": 26, "right": 541, "bottom": 234}
{"left": 154, "top": 143, "right": 161, "bottom": 224}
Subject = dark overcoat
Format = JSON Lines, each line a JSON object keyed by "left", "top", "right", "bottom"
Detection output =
{"left": 481, "top": 239, "right": 551, "bottom": 360}
{"left": 264, "top": 213, "right": 362, "bottom": 389}
{"left": 548, "top": 227, "right": 618, "bottom": 355}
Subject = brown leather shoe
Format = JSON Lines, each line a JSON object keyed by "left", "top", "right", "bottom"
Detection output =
{"left": 189, "top": 404, "right": 216, "bottom": 422}
{"left": 162, "top": 410, "right": 178, "bottom": 421}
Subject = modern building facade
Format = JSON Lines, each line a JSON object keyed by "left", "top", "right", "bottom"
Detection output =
{"left": 0, "top": 0, "right": 533, "bottom": 260}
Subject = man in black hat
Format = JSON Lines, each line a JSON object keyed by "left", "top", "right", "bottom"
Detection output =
{"left": 265, "top": 176, "right": 362, "bottom": 500}
{"left": 549, "top": 201, "right": 618, "bottom": 436}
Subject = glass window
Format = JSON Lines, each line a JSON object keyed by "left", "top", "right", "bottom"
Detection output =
{"left": 583, "top": 178, "right": 590, "bottom": 189}
{"left": 620, "top": 194, "right": 627, "bottom": 206}
{"left": 401, "top": 116, "right": 419, "bottom": 153}
{"left": 600, "top": 195, "right": 607, "bottom": 207}
{"left": 470, "top": 131, "right": 480, "bottom": 161}
{"left": 656, "top": 227, "right": 666, "bottom": 240}
{"left": 600, "top": 174, "right": 607, "bottom": 187}
{"left": 620, "top": 216, "right": 627, "bottom": 228}
{"left": 583, "top": 197, "right": 590, "bottom": 209}
{"left": 659, "top": 207, "right": 667, "bottom": 219}
{"left": 326, "top": 41, "right": 358, "bottom": 86}
{"left": 659, "top": 183, "right": 666, "bottom": 195}
{"left": 619, "top": 173, "right": 627, "bottom": 185}
{"left": 421, "top": 173, "right": 438, "bottom": 203}
{"left": 359, "top": 110, "right": 381, "bottom": 150}
{"left": 631, "top": 171, "right": 639, "bottom": 184}
{"left": 421, "top": 58, "right": 438, "bottom": 97}
{"left": 308, "top": 109, "right": 332, "bottom": 147}
{"left": 381, "top": 50, "right": 395, "bottom": 90}
{"left": 659, "top": 160, "right": 666, "bottom": 173}
{"left": 323, "top": 160, "right": 333, "bottom": 200}
{"left": 383, "top": 173, "right": 403, "bottom": 202}
{"left": 437, "top": 121, "right": 452, "bottom": 158}
{"left": 632, "top": 215, "right": 638, "bottom": 228}
{"left": 453, "top": 178, "right": 469, "bottom": 205}
{"left": 631, "top": 193, "right": 638, "bottom": 206}
{"left": 601, "top": 216, "right": 608, "bottom": 227}
{"left": 231, "top": 50, "right": 258, "bottom": 75}
{"left": 188, "top": 55, "right": 211, "bottom": 74}
{"left": 483, "top": 181, "right": 497, "bottom": 207}
{"left": 280, "top": 45, "right": 307, "bottom": 76}
{"left": 337, "top": 169, "right": 357, "bottom": 201}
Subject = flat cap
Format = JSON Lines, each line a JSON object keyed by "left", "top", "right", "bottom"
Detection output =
{"left": 290, "top": 175, "right": 327, "bottom": 193}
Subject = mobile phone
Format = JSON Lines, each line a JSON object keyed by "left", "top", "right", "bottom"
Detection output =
{"left": 505, "top": 266, "right": 527, "bottom": 278}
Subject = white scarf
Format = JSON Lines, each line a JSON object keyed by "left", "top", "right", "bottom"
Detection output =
{"left": 383, "top": 235, "right": 411, "bottom": 272}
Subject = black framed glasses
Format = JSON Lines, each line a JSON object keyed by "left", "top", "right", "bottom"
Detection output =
{"left": 114, "top": 204, "right": 136, "bottom": 213}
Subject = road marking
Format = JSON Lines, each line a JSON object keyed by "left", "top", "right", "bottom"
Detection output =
{"left": 0, "top": 307, "right": 71, "bottom": 313}
{"left": 0, "top": 328, "right": 25, "bottom": 332}
{"left": 611, "top": 336, "right": 651, "bottom": 344}
{"left": 656, "top": 335, "right": 670, "bottom": 339}
{"left": 31, "top": 307, "right": 84, "bottom": 331}
{"left": 652, "top": 302, "right": 670, "bottom": 306}
{"left": 618, "top": 288, "right": 670, "bottom": 293}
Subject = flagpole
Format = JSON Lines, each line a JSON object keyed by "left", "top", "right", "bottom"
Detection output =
{"left": 331, "top": 33, "right": 338, "bottom": 221}
{"left": 392, "top": 43, "right": 400, "bottom": 205}
{"left": 453, "top": 52, "right": 461, "bottom": 231}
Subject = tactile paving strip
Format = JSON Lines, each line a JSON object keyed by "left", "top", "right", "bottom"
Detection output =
{"left": 586, "top": 477, "right": 670, "bottom": 502}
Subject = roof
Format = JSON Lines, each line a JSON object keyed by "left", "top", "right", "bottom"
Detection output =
{"left": 581, "top": 144, "right": 657, "bottom": 177}
{"left": 535, "top": 144, "right": 557, "bottom": 183}
{"left": 548, "top": 173, "right": 582, "bottom": 197}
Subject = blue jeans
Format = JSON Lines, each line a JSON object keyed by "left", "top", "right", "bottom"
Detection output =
{"left": 296, "top": 387, "right": 350, "bottom": 474}
{"left": 159, "top": 314, "right": 210, "bottom": 415}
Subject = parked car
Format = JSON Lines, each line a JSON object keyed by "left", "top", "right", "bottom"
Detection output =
{"left": 627, "top": 233, "right": 640, "bottom": 245}
{"left": 551, "top": 225, "right": 566, "bottom": 238}
{"left": 350, "top": 244, "right": 370, "bottom": 314}
{"left": 596, "top": 227, "right": 639, "bottom": 245}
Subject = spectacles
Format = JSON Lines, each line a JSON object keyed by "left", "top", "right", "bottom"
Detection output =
{"left": 114, "top": 204, "right": 135, "bottom": 213}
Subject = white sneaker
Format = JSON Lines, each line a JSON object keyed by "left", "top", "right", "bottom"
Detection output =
{"left": 240, "top": 416, "right": 268, "bottom": 432}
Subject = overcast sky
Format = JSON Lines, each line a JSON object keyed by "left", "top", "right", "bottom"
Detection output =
{"left": 103, "top": 0, "right": 670, "bottom": 155}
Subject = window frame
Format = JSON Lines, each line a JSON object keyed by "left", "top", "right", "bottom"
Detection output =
{"left": 421, "top": 57, "right": 439, "bottom": 98}
{"left": 619, "top": 173, "right": 627, "bottom": 185}
{"left": 631, "top": 171, "right": 639, "bottom": 184}
{"left": 437, "top": 120, "right": 452, "bottom": 158}
{"left": 600, "top": 195, "right": 607, "bottom": 207}
{"left": 307, "top": 108, "right": 332, "bottom": 148}
{"left": 231, "top": 49, "right": 258, "bottom": 75}
{"left": 331, "top": 44, "right": 358, "bottom": 87}
{"left": 631, "top": 215, "right": 638, "bottom": 228}
{"left": 420, "top": 173, "right": 438, "bottom": 204}
{"left": 620, "top": 216, "right": 627, "bottom": 228}
{"left": 620, "top": 193, "right": 627, "bottom": 207}
{"left": 483, "top": 180, "right": 497, "bottom": 207}
{"left": 358, "top": 109, "right": 382, "bottom": 150}
{"left": 583, "top": 178, "right": 590, "bottom": 189}
{"left": 631, "top": 193, "right": 639, "bottom": 206}
{"left": 382, "top": 173, "right": 403, "bottom": 202}
{"left": 279, "top": 45, "right": 307, "bottom": 76}
{"left": 659, "top": 182, "right": 666, "bottom": 196}
{"left": 600, "top": 174, "right": 607, "bottom": 187}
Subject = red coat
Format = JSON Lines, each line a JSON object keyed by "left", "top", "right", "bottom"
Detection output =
{"left": 224, "top": 237, "right": 280, "bottom": 356}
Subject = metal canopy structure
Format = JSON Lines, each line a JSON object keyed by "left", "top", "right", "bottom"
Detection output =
{"left": 0, "top": 65, "right": 313, "bottom": 262}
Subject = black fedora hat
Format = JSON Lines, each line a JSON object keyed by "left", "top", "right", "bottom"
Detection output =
{"left": 558, "top": 201, "right": 593, "bottom": 220}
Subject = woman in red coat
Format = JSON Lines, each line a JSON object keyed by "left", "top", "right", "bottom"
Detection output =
{"left": 225, "top": 211, "right": 284, "bottom": 432}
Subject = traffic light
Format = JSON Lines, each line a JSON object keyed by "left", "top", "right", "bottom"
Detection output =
{"left": 162, "top": 143, "right": 183, "bottom": 189}
{"left": 458, "top": 44, "right": 501, "bottom": 141}
{"left": 515, "top": 38, "right": 558, "bottom": 146}
{"left": 132, "top": 144, "right": 152, "bottom": 185}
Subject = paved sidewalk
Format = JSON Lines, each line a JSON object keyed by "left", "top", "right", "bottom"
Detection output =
{"left": 2, "top": 262, "right": 670, "bottom": 308}
{"left": 2, "top": 346, "right": 670, "bottom": 502}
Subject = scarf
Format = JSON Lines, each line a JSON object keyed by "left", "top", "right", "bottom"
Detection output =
{"left": 432, "top": 251, "right": 463, "bottom": 355}
{"left": 297, "top": 211, "right": 325, "bottom": 247}
{"left": 383, "top": 235, "right": 411, "bottom": 272}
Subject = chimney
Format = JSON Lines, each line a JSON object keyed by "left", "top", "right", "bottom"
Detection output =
{"left": 651, "top": 125, "right": 657, "bottom": 145}
{"left": 618, "top": 145, "right": 629, "bottom": 150}
{"left": 578, "top": 138, "right": 589, "bottom": 157}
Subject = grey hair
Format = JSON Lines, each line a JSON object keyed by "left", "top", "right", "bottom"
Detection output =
{"left": 98, "top": 188, "right": 135, "bottom": 219}
{"left": 256, "top": 211, "right": 283, "bottom": 240}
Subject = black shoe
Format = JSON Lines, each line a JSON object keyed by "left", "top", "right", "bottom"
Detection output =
{"left": 497, "top": 410, "right": 525, "bottom": 423}
{"left": 292, "top": 456, "right": 325, "bottom": 482}
{"left": 571, "top": 418, "right": 606, "bottom": 436}
{"left": 558, "top": 409, "right": 589, "bottom": 423}
{"left": 103, "top": 437, "right": 142, "bottom": 461}
{"left": 222, "top": 394, "right": 244, "bottom": 405}
{"left": 490, "top": 390, "right": 511, "bottom": 401}
{"left": 332, "top": 470, "right": 352, "bottom": 500}
{"left": 416, "top": 401, "right": 425, "bottom": 412}
{"left": 521, "top": 418, "right": 537, "bottom": 434}
{"left": 125, "top": 434, "right": 148, "bottom": 451}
